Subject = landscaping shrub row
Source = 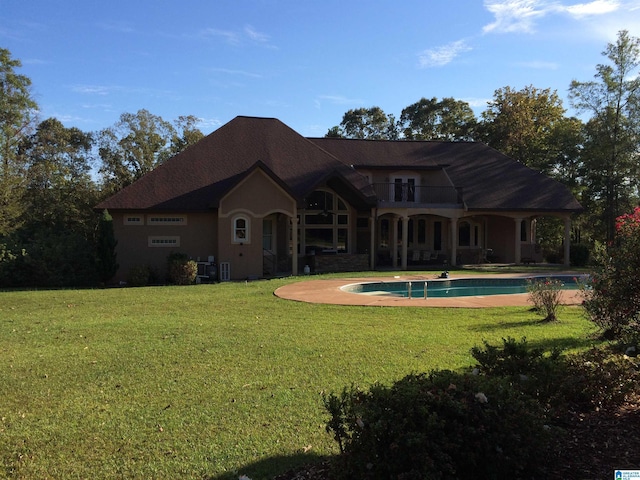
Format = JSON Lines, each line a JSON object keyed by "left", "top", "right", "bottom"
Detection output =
{"left": 324, "top": 338, "right": 640, "bottom": 479}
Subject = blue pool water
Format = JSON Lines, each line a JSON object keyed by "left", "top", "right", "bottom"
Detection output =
{"left": 341, "top": 275, "right": 586, "bottom": 299}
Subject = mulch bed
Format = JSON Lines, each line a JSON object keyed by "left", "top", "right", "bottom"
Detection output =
{"left": 547, "top": 392, "right": 640, "bottom": 479}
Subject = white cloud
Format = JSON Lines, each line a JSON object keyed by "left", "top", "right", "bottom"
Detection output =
{"left": 198, "top": 25, "right": 275, "bottom": 48}
{"left": 199, "top": 28, "right": 241, "bottom": 45}
{"left": 315, "top": 95, "right": 366, "bottom": 106}
{"left": 463, "top": 97, "right": 492, "bottom": 109}
{"left": 418, "top": 40, "right": 471, "bottom": 68}
{"left": 244, "top": 25, "right": 269, "bottom": 43}
{"left": 196, "top": 117, "right": 223, "bottom": 130}
{"left": 72, "top": 85, "right": 115, "bottom": 96}
{"left": 482, "top": 0, "right": 626, "bottom": 34}
{"left": 561, "top": 0, "right": 620, "bottom": 18}
{"left": 483, "top": 0, "right": 549, "bottom": 34}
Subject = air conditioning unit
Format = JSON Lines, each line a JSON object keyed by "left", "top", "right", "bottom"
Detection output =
{"left": 219, "top": 262, "right": 231, "bottom": 282}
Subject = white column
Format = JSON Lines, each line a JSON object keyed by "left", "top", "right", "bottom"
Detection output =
{"left": 531, "top": 219, "right": 537, "bottom": 243}
{"left": 450, "top": 218, "right": 458, "bottom": 267}
{"left": 401, "top": 216, "right": 409, "bottom": 270}
{"left": 370, "top": 209, "right": 376, "bottom": 269}
{"left": 392, "top": 216, "right": 399, "bottom": 268}
{"left": 564, "top": 216, "right": 571, "bottom": 267}
{"left": 291, "top": 213, "right": 298, "bottom": 275}
{"left": 514, "top": 218, "right": 522, "bottom": 264}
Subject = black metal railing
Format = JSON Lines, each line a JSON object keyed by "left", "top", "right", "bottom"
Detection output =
{"left": 372, "top": 183, "right": 462, "bottom": 206}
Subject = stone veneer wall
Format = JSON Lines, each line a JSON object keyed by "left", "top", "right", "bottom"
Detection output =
{"left": 305, "top": 254, "right": 370, "bottom": 273}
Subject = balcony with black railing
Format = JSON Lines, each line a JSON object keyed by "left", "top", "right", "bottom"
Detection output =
{"left": 372, "top": 183, "right": 463, "bottom": 207}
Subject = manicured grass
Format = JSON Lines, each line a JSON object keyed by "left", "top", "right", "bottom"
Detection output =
{"left": 0, "top": 273, "right": 598, "bottom": 479}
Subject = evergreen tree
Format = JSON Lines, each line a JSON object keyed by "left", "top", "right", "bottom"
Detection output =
{"left": 96, "top": 209, "right": 119, "bottom": 284}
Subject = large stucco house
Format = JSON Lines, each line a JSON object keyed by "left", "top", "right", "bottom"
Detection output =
{"left": 96, "top": 116, "right": 582, "bottom": 283}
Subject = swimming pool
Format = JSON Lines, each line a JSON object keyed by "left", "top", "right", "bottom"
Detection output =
{"left": 340, "top": 275, "right": 586, "bottom": 299}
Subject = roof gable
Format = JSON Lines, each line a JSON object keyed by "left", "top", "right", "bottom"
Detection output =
{"left": 97, "top": 116, "right": 375, "bottom": 211}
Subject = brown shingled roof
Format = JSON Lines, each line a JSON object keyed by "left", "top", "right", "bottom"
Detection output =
{"left": 97, "top": 116, "right": 581, "bottom": 214}
{"left": 310, "top": 137, "right": 583, "bottom": 212}
{"left": 97, "top": 116, "right": 376, "bottom": 212}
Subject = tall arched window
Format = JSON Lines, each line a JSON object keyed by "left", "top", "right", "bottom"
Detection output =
{"left": 458, "top": 221, "right": 471, "bottom": 247}
{"left": 302, "top": 190, "right": 349, "bottom": 254}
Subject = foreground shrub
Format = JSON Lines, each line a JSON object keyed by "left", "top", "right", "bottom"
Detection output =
{"left": 527, "top": 277, "right": 564, "bottom": 322}
{"left": 127, "top": 264, "right": 154, "bottom": 287}
{"left": 471, "top": 337, "right": 639, "bottom": 416}
{"left": 559, "top": 347, "right": 640, "bottom": 412}
{"left": 471, "top": 337, "right": 564, "bottom": 405}
{"left": 324, "top": 370, "right": 550, "bottom": 479}
{"left": 167, "top": 252, "right": 197, "bottom": 285}
{"left": 324, "top": 338, "right": 640, "bottom": 480}
{"left": 582, "top": 207, "right": 640, "bottom": 344}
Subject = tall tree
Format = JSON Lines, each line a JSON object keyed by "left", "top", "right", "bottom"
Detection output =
{"left": 167, "top": 115, "right": 204, "bottom": 157}
{"left": 326, "top": 107, "right": 399, "bottom": 139}
{"left": 569, "top": 30, "right": 640, "bottom": 241}
{"left": 479, "top": 85, "right": 567, "bottom": 174}
{"left": 96, "top": 209, "right": 118, "bottom": 284}
{"left": 8, "top": 118, "right": 100, "bottom": 287}
{"left": 0, "top": 48, "right": 38, "bottom": 236}
{"left": 19, "top": 118, "right": 96, "bottom": 231}
{"left": 97, "top": 109, "right": 175, "bottom": 194}
{"left": 400, "top": 97, "right": 477, "bottom": 141}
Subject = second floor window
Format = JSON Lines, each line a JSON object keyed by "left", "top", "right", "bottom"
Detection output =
{"left": 393, "top": 178, "right": 416, "bottom": 202}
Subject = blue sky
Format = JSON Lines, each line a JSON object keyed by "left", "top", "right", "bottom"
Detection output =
{"left": 2, "top": 0, "right": 640, "bottom": 137}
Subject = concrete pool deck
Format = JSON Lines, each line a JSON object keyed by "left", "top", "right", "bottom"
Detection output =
{"left": 274, "top": 272, "right": 585, "bottom": 308}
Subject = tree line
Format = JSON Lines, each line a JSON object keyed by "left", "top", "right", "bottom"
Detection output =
{"left": 0, "top": 31, "right": 638, "bottom": 287}
{"left": 0, "top": 46, "right": 205, "bottom": 287}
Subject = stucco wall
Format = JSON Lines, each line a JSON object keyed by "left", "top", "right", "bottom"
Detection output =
{"left": 218, "top": 169, "right": 296, "bottom": 280}
{"left": 110, "top": 211, "right": 217, "bottom": 284}
{"left": 485, "top": 215, "right": 515, "bottom": 263}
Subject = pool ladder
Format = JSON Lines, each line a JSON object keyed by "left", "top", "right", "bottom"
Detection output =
{"left": 407, "top": 281, "right": 428, "bottom": 299}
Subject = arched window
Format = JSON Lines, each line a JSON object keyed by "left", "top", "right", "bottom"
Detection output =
{"left": 458, "top": 221, "right": 471, "bottom": 247}
{"left": 232, "top": 215, "right": 250, "bottom": 243}
{"left": 302, "top": 190, "right": 349, "bottom": 254}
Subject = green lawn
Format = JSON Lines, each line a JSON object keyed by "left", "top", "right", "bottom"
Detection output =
{"left": 0, "top": 273, "right": 598, "bottom": 479}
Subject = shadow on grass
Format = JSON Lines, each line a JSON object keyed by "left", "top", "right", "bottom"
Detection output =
{"left": 205, "top": 452, "right": 334, "bottom": 480}
{"left": 511, "top": 335, "right": 599, "bottom": 353}
{"left": 467, "top": 316, "right": 547, "bottom": 331}
{"left": 468, "top": 306, "right": 588, "bottom": 332}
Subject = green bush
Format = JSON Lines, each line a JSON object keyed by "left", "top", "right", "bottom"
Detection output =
{"left": 582, "top": 207, "right": 640, "bottom": 344}
{"left": 324, "top": 370, "right": 550, "bottom": 479}
{"left": 570, "top": 243, "right": 590, "bottom": 266}
{"left": 167, "top": 252, "right": 197, "bottom": 285}
{"left": 471, "top": 337, "right": 568, "bottom": 414}
{"left": 96, "top": 209, "right": 119, "bottom": 284}
{"left": 527, "top": 278, "right": 564, "bottom": 322}
{"left": 470, "top": 336, "right": 561, "bottom": 378}
{"left": 471, "top": 338, "right": 639, "bottom": 416}
{"left": 559, "top": 347, "right": 640, "bottom": 412}
{"left": 324, "top": 337, "right": 640, "bottom": 480}
{"left": 127, "top": 264, "right": 153, "bottom": 287}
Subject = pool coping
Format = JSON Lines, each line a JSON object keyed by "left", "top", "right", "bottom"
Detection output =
{"left": 274, "top": 272, "right": 585, "bottom": 308}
